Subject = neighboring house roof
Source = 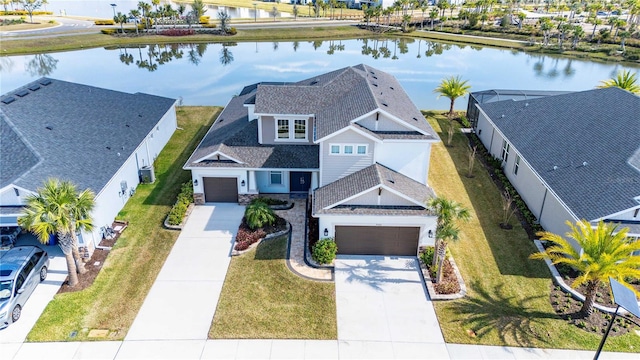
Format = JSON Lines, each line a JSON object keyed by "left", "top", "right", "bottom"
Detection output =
{"left": 469, "top": 89, "right": 570, "bottom": 105}
{"left": 184, "top": 89, "right": 319, "bottom": 169}
{"left": 313, "top": 163, "right": 436, "bottom": 216}
{"left": 254, "top": 64, "right": 438, "bottom": 141}
{"left": 0, "top": 78, "right": 176, "bottom": 194}
{"left": 478, "top": 87, "right": 640, "bottom": 221}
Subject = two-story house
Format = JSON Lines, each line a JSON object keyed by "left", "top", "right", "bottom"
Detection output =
{"left": 184, "top": 64, "right": 440, "bottom": 256}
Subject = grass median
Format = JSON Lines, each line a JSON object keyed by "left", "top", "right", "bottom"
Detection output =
{"left": 426, "top": 112, "right": 639, "bottom": 352}
{"left": 0, "top": 26, "right": 373, "bottom": 55}
{"left": 27, "top": 106, "right": 220, "bottom": 341}
{"left": 210, "top": 235, "right": 337, "bottom": 339}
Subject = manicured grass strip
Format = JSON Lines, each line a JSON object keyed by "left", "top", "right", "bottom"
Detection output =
{"left": 426, "top": 112, "right": 639, "bottom": 352}
{"left": 27, "top": 106, "right": 220, "bottom": 341}
{"left": 211, "top": 235, "right": 337, "bottom": 339}
{"left": 0, "top": 27, "right": 373, "bottom": 55}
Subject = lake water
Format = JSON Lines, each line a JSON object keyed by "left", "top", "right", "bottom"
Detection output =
{"left": 1, "top": 38, "right": 638, "bottom": 110}
{"left": 41, "top": 0, "right": 287, "bottom": 19}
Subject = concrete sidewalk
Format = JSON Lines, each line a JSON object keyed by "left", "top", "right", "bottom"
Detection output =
{"left": 125, "top": 203, "right": 244, "bottom": 341}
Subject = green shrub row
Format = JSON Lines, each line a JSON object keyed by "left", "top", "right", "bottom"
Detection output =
{"left": 312, "top": 237, "right": 337, "bottom": 264}
{"left": 249, "top": 197, "right": 288, "bottom": 206}
{"left": 95, "top": 19, "right": 115, "bottom": 25}
{"left": 0, "top": 10, "right": 52, "bottom": 16}
{"left": 167, "top": 181, "right": 194, "bottom": 226}
{"left": 469, "top": 134, "right": 543, "bottom": 234}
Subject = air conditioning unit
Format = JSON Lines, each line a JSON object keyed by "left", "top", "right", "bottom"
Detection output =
{"left": 139, "top": 165, "right": 156, "bottom": 184}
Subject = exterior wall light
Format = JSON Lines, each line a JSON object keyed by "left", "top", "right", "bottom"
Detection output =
{"left": 324, "top": 228, "right": 329, "bottom": 237}
{"left": 241, "top": 180, "right": 246, "bottom": 187}
{"left": 193, "top": 179, "right": 198, "bottom": 187}
{"left": 428, "top": 230, "right": 433, "bottom": 238}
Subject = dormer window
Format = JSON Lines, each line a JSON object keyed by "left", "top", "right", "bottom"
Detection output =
{"left": 275, "top": 118, "right": 307, "bottom": 141}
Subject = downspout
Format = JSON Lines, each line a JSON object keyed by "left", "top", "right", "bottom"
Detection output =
{"left": 538, "top": 188, "right": 548, "bottom": 224}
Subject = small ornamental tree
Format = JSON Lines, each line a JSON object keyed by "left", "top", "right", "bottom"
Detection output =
{"left": 312, "top": 238, "right": 338, "bottom": 264}
{"left": 244, "top": 201, "right": 276, "bottom": 230}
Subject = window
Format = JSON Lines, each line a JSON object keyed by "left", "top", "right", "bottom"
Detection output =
{"left": 294, "top": 120, "right": 306, "bottom": 139}
{"left": 501, "top": 140, "right": 510, "bottom": 163}
{"left": 277, "top": 119, "right": 289, "bottom": 139}
{"left": 276, "top": 118, "right": 307, "bottom": 140}
{"left": 357, "top": 145, "right": 367, "bottom": 154}
{"left": 330, "top": 145, "right": 340, "bottom": 154}
{"left": 513, "top": 155, "right": 521, "bottom": 175}
{"left": 270, "top": 171, "right": 283, "bottom": 185}
{"left": 344, "top": 145, "right": 353, "bottom": 154}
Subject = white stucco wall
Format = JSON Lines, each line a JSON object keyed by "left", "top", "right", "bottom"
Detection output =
{"left": 375, "top": 141, "right": 431, "bottom": 185}
{"left": 318, "top": 214, "right": 437, "bottom": 248}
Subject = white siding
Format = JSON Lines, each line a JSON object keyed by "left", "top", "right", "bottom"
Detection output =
{"left": 343, "top": 188, "right": 416, "bottom": 206}
{"left": 320, "top": 129, "right": 374, "bottom": 186}
{"left": 539, "top": 192, "right": 579, "bottom": 248}
{"left": 357, "top": 112, "right": 412, "bottom": 132}
{"left": 375, "top": 141, "right": 431, "bottom": 185}
{"left": 317, "top": 214, "right": 436, "bottom": 247}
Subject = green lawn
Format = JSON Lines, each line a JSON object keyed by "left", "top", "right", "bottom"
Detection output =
{"left": 27, "top": 106, "right": 220, "bottom": 341}
{"left": 210, "top": 235, "right": 337, "bottom": 339}
{"left": 426, "top": 112, "right": 639, "bottom": 352}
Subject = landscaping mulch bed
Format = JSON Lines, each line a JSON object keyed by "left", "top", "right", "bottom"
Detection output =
{"left": 57, "top": 248, "right": 109, "bottom": 294}
{"left": 549, "top": 283, "right": 640, "bottom": 336}
{"left": 432, "top": 259, "right": 461, "bottom": 295}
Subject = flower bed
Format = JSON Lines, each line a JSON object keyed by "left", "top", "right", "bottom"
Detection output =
{"left": 232, "top": 216, "right": 289, "bottom": 256}
{"left": 419, "top": 247, "right": 466, "bottom": 300}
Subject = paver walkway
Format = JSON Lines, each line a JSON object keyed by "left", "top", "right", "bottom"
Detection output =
{"left": 125, "top": 203, "right": 244, "bottom": 341}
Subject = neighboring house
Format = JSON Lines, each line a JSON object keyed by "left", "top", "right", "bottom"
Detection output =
{"left": 185, "top": 64, "right": 440, "bottom": 256}
{"left": 0, "top": 78, "right": 177, "bottom": 255}
{"left": 470, "top": 87, "right": 640, "bottom": 248}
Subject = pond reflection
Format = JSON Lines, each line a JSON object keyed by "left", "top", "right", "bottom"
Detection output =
{"left": 3, "top": 38, "right": 637, "bottom": 110}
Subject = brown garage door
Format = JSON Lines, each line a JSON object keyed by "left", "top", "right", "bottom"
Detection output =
{"left": 203, "top": 177, "right": 238, "bottom": 203}
{"left": 335, "top": 226, "right": 419, "bottom": 256}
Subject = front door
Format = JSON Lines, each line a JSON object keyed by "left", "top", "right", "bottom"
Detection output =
{"left": 289, "top": 172, "right": 311, "bottom": 193}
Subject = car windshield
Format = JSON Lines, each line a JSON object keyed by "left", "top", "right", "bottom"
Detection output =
{"left": 0, "top": 236, "right": 12, "bottom": 247}
{"left": 0, "top": 280, "right": 13, "bottom": 300}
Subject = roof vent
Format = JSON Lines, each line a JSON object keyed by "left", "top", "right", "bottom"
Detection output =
{"left": 582, "top": 161, "right": 588, "bottom": 167}
{"left": 138, "top": 114, "right": 142, "bottom": 117}
{"left": 125, "top": 124, "right": 130, "bottom": 127}
{"left": 553, "top": 165, "right": 558, "bottom": 170}
{"left": 525, "top": 103, "right": 529, "bottom": 107}
{"left": 106, "top": 146, "right": 111, "bottom": 150}
{"left": 39, "top": 79, "right": 52, "bottom": 86}
{"left": 45, "top": 125, "right": 53, "bottom": 130}
{"left": 28, "top": 84, "right": 40, "bottom": 91}
{"left": 501, "top": 114, "right": 505, "bottom": 118}
{"left": 390, "top": 86, "right": 394, "bottom": 90}
{"left": 412, "top": 117, "right": 419, "bottom": 121}
{"left": 382, "top": 102, "right": 388, "bottom": 107}
{"left": 1, "top": 97, "right": 15, "bottom": 104}
{"left": 372, "top": 83, "right": 378, "bottom": 87}
{"left": 372, "top": 76, "right": 378, "bottom": 80}
{"left": 387, "top": 174, "right": 395, "bottom": 184}
{"left": 15, "top": 90, "right": 29, "bottom": 97}
{"left": 310, "top": 78, "right": 319, "bottom": 85}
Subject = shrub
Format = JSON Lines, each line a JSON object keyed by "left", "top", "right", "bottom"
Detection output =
{"left": 228, "top": 27, "right": 237, "bottom": 35}
{"left": 199, "top": 15, "right": 210, "bottom": 24}
{"left": 160, "top": 28, "right": 195, "bottom": 36}
{"left": 234, "top": 240, "right": 250, "bottom": 251}
{"left": 420, "top": 246, "right": 434, "bottom": 266}
{"left": 250, "top": 197, "right": 287, "bottom": 206}
{"left": 166, "top": 181, "right": 194, "bottom": 226}
{"left": 202, "top": 23, "right": 217, "bottom": 28}
{"left": 101, "top": 28, "right": 117, "bottom": 35}
{"left": 312, "top": 237, "right": 338, "bottom": 264}
{"left": 459, "top": 115, "right": 470, "bottom": 128}
{"left": 95, "top": 19, "right": 115, "bottom": 25}
{"left": 244, "top": 202, "right": 276, "bottom": 230}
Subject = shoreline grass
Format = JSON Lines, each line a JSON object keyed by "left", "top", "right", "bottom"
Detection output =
{"left": 425, "top": 112, "right": 639, "bottom": 352}
{"left": 26, "top": 106, "right": 220, "bottom": 341}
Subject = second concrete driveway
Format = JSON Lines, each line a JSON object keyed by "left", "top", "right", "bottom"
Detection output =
{"left": 125, "top": 203, "right": 244, "bottom": 341}
{"left": 335, "top": 256, "right": 449, "bottom": 358}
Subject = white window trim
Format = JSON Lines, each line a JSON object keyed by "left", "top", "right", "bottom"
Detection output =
{"left": 328, "top": 143, "right": 369, "bottom": 156}
{"left": 269, "top": 171, "right": 284, "bottom": 186}
{"left": 513, "top": 155, "right": 521, "bottom": 175}
{"left": 501, "top": 140, "right": 510, "bottom": 163}
{"left": 274, "top": 117, "right": 308, "bottom": 142}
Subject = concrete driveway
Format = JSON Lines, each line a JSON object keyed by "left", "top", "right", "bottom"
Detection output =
{"left": 0, "top": 235, "right": 66, "bottom": 345}
{"left": 334, "top": 255, "right": 449, "bottom": 358}
{"left": 124, "top": 203, "right": 244, "bottom": 342}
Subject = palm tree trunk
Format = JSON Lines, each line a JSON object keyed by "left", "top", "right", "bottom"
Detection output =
{"left": 58, "top": 233, "right": 79, "bottom": 287}
{"left": 448, "top": 98, "right": 455, "bottom": 118}
{"left": 580, "top": 280, "right": 599, "bottom": 317}
{"left": 431, "top": 239, "right": 440, "bottom": 268}
{"left": 70, "top": 231, "right": 87, "bottom": 274}
{"left": 435, "top": 242, "right": 447, "bottom": 283}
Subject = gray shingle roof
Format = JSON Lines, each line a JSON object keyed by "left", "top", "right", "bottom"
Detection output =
{"left": 0, "top": 78, "right": 176, "bottom": 194}
{"left": 478, "top": 87, "right": 640, "bottom": 221}
{"left": 254, "top": 64, "right": 438, "bottom": 141}
{"left": 313, "top": 163, "right": 436, "bottom": 215}
{"left": 184, "top": 90, "right": 319, "bottom": 169}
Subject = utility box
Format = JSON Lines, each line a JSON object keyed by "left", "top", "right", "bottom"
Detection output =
{"left": 139, "top": 165, "right": 156, "bottom": 184}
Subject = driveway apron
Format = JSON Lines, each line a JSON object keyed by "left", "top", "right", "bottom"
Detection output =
{"left": 125, "top": 203, "right": 244, "bottom": 341}
{"left": 334, "top": 255, "right": 447, "bottom": 357}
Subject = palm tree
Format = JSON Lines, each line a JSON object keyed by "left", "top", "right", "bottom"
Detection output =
{"left": 129, "top": 9, "right": 140, "bottom": 35}
{"left": 427, "top": 196, "right": 471, "bottom": 283}
{"left": 597, "top": 69, "right": 640, "bottom": 94}
{"left": 19, "top": 179, "right": 96, "bottom": 287}
{"left": 530, "top": 220, "right": 640, "bottom": 317}
{"left": 433, "top": 75, "right": 471, "bottom": 119}
{"left": 138, "top": 1, "right": 151, "bottom": 31}
{"left": 114, "top": 12, "right": 127, "bottom": 34}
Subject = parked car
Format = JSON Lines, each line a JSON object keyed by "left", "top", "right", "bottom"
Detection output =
{"left": 0, "top": 226, "right": 21, "bottom": 254}
{"left": 0, "top": 246, "right": 49, "bottom": 329}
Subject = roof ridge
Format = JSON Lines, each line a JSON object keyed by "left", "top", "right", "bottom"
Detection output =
{"left": 0, "top": 111, "right": 43, "bottom": 186}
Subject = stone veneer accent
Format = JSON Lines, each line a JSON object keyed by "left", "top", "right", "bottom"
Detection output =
{"left": 238, "top": 193, "right": 259, "bottom": 205}
{"left": 193, "top": 193, "right": 205, "bottom": 205}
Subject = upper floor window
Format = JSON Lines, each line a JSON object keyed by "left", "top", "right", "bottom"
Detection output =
{"left": 329, "top": 143, "right": 368, "bottom": 156}
{"left": 276, "top": 118, "right": 307, "bottom": 141}
{"left": 501, "top": 140, "right": 510, "bottom": 163}
{"left": 513, "top": 155, "right": 521, "bottom": 175}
